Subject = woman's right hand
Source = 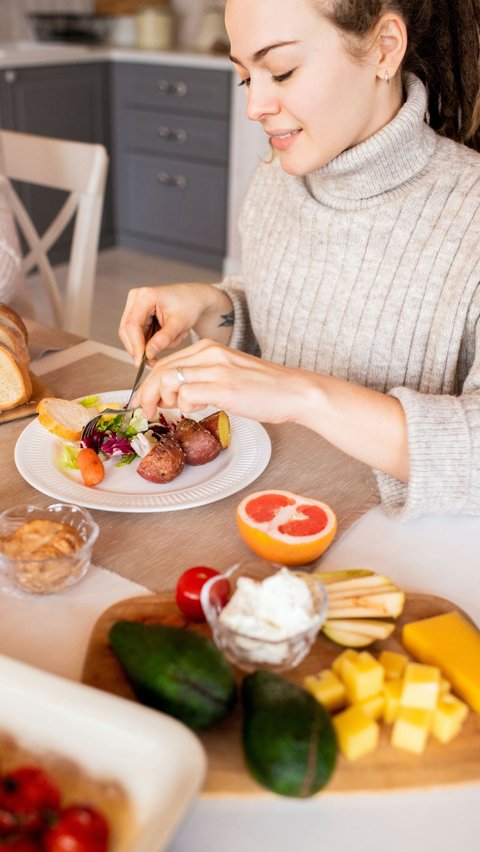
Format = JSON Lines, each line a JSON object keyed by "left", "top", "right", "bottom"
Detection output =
{"left": 118, "top": 283, "right": 233, "bottom": 366}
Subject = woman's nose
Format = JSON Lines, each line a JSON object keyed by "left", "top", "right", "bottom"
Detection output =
{"left": 246, "top": 82, "right": 280, "bottom": 122}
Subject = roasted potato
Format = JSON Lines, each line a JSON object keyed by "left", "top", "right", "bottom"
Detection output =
{"left": 137, "top": 435, "right": 185, "bottom": 483}
{"left": 200, "top": 411, "right": 231, "bottom": 449}
{"left": 174, "top": 418, "right": 222, "bottom": 466}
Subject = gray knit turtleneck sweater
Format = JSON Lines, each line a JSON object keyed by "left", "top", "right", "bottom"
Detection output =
{"left": 219, "top": 75, "right": 480, "bottom": 520}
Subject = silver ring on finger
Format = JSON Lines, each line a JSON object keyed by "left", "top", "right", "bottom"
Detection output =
{"left": 175, "top": 366, "right": 187, "bottom": 387}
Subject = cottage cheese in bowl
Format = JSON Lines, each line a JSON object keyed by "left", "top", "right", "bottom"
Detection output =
{"left": 201, "top": 563, "right": 328, "bottom": 671}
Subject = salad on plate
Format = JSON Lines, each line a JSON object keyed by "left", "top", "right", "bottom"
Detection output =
{"left": 38, "top": 395, "right": 231, "bottom": 488}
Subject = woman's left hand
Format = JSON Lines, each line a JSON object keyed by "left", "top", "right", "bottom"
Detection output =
{"left": 132, "top": 338, "right": 310, "bottom": 424}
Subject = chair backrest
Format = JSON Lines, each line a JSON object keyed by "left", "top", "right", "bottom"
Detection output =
{"left": 0, "top": 129, "right": 109, "bottom": 336}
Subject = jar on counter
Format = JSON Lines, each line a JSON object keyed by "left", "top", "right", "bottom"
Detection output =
{"left": 195, "top": 6, "right": 229, "bottom": 54}
{"left": 135, "top": 2, "right": 174, "bottom": 51}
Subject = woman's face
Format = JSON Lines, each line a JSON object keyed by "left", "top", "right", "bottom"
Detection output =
{"left": 226, "top": 0, "right": 393, "bottom": 175}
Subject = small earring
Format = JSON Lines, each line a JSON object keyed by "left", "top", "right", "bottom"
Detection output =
{"left": 384, "top": 69, "right": 390, "bottom": 85}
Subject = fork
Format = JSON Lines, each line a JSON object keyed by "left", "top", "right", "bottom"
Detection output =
{"left": 81, "top": 316, "right": 160, "bottom": 441}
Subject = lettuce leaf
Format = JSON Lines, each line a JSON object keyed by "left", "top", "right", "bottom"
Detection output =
{"left": 60, "top": 444, "right": 81, "bottom": 469}
{"left": 115, "top": 453, "right": 136, "bottom": 467}
{"left": 125, "top": 408, "right": 149, "bottom": 437}
{"left": 79, "top": 395, "right": 100, "bottom": 408}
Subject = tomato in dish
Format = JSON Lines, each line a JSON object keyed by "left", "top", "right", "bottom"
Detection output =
{"left": 43, "top": 805, "right": 109, "bottom": 852}
{"left": 0, "top": 766, "right": 61, "bottom": 815}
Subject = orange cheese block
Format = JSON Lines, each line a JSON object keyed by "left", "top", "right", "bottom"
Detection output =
{"left": 402, "top": 611, "right": 480, "bottom": 714}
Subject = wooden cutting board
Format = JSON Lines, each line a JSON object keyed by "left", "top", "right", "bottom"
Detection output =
{"left": 0, "top": 372, "right": 51, "bottom": 425}
{"left": 82, "top": 593, "right": 480, "bottom": 795}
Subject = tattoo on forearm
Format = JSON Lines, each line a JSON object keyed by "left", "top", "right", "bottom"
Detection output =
{"left": 218, "top": 310, "right": 234, "bottom": 328}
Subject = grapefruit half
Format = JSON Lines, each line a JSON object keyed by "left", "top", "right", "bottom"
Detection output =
{"left": 236, "top": 489, "right": 337, "bottom": 566}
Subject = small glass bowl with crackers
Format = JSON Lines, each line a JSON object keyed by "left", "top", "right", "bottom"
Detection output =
{"left": 0, "top": 503, "right": 99, "bottom": 594}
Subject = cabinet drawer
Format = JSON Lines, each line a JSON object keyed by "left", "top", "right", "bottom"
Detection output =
{"left": 121, "top": 153, "right": 227, "bottom": 251}
{"left": 117, "top": 63, "right": 230, "bottom": 116}
{"left": 124, "top": 108, "right": 229, "bottom": 162}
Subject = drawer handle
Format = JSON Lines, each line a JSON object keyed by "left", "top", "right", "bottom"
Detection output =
{"left": 4, "top": 70, "right": 17, "bottom": 84}
{"left": 173, "top": 81, "right": 188, "bottom": 97}
{"left": 157, "top": 172, "right": 187, "bottom": 189}
{"left": 158, "top": 126, "right": 188, "bottom": 144}
{"left": 157, "top": 79, "right": 188, "bottom": 97}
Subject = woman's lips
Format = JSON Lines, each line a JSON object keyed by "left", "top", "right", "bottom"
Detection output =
{"left": 268, "top": 129, "right": 302, "bottom": 151}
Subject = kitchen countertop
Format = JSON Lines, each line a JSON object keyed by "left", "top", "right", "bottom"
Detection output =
{"left": 0, "top": 40, "right": 231, "bottom": 70}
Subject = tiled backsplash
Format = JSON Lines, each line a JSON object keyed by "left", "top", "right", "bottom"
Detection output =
{"left": 0, "top": 0, "right": 217, "bottom": 48}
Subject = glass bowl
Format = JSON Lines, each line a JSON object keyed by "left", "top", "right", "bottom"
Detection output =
{"left": 200, "top": 559, "right": 328, "bottom": 673}
{"left": 0, "top": 503, "right": 99, "bottom": 594}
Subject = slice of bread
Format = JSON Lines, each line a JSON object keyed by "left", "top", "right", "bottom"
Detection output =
{"left": 0, "top": 322, "right": 29, "bottom": 366}
{"left": 0, "top": 343, "right": 32, "bottom": 410}
{"left": 36, "top": 397, "right": 91, "bottom": 441}
{"left": 0, "top": 303, "right": 28, "bottom": 343}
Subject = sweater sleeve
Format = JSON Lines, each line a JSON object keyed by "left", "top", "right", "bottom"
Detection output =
{"left": 375, "top": 316, "right": 480, "bottom": 518}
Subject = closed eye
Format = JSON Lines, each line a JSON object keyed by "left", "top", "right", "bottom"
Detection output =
{"left": 272, "top": 69, "right": 295, "bottom": 83}
{"left": 237, "top": 69, "right": 295, "bottom": 88}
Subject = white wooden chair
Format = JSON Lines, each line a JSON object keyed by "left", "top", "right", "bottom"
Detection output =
{"left": 0, "top": 129, "right": 108, "bottom": 336}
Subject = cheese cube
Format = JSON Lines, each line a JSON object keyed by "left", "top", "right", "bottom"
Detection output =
{"left": 402, "top": 611, "right": 480, "bottom": 713}
{"left": 383, "top": 679, "right": 403, "bottom": 724}
{"left": 401, "top": 662, "right": 440, "bottom": 710}
{"left": 355, "top": 693, "right": 385, "bottom": 721}
{"left": 304, "top": 669, "right": 347, "bottom": 712}
{"left": 391, "top": 707, "right": 431, "bottom": 754}
{"left": 431, "top": 694, "right": 469, "bottom": 744}
{"left": 440, "top": 678, "right": 451, "bottom": 695}
{"left": 333, "top": 706, "right": 380, "bottom": 761}
{"left": 341, "top": 651, "right": 385, "bottom": 702}
{"left": 378, "top": 650, "right": 407, "bottom": 680}
{"left": 331, "top": 648, "right": 359, "bottom": 678}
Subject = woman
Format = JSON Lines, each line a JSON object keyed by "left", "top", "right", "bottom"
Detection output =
{"left": 119, "top": 0, "right": 480, "bottom": 520}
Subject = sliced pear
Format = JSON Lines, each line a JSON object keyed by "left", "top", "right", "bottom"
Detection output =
{"left": 321, "top": 624, "right": 380, "bottom": 648}
{"left": 315, "top": 569, "right": 373, "bottom": 585}
{"left": 320, "top": 572, "right": 396, "bottom": 594}
{"left": 326, "top": 582, "right": 400, "bottom": 600}
{"left": 326, "top": 619, "right": 396, "bottom": 639}
{"left": 322, "top": 618, "right": 395, "bottom": 647}
{"left": 327, "top": 591, "right": 405, "bottom": 619}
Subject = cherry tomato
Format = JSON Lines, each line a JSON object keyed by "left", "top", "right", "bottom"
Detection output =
{"left": 0, "top": 837, "right": 41, "bottom": 850}
{"left": 43, "top": 805, "right": 109, "bottom": 852}
{"left": 0, "top": 806, "right": 45, "bottom": 838}
{"left": 0, "top": 766, "right": 60, "bottom": 815}
{"left": 175, "top": 566, "right": 230, "bottom": 621}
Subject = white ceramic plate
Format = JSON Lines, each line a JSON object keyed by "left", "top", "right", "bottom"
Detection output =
{"left": 0, "top": 652, "right": 206, "bottom": 852}
{"left": 14, "top": 391, "right": 271, "bottom": 512}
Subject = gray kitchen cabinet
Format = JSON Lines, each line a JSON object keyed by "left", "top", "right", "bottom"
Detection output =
{"left": 111, "top": 62, "right": 231, "bottom": 269}
{"left": 0, "top": 62, "right": 113, "bottom": 260}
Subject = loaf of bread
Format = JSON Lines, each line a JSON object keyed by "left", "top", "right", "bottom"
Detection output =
{"left": 0, "top": 302, "right": 28, "bottom": 343}
{"left": 0, "top": 303, "right": 32, "bottom": 411}
{"left": 0, "top": 322, "right": 29, "bottom": 365}
{"left": 0, "top": 342, "right": 32, "bottom": 410}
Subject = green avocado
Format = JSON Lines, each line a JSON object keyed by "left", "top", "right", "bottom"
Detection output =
{"left": 242, "top": 670, "right": 338, "bottom": 797}
{"left": 109, "top": 620, "right": 237, "bottom": 730}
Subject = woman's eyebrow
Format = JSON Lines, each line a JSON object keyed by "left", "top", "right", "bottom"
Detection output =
{"left": 230, "top": 40, "right": 299, "bottom": 66}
